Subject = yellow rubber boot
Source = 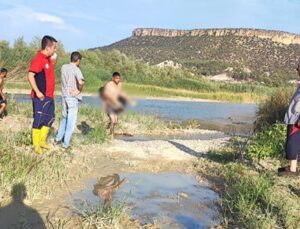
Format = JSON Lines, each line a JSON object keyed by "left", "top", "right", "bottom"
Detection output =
{"left": 40, "top": 126, "right": 51, "bottom": 150}
{"left": 32, "top": 129, "right": 44, "bottom": 154}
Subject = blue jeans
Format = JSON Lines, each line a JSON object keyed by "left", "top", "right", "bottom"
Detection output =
{"left": 56, "top": 97, "right": 79, "bottom": 148}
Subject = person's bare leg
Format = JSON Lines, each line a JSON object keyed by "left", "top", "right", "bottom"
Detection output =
{"left": 111, "top": 123, "right": 115, "bottom": 139}
{"left": 109, "top": 114, "right": 116, "bottom": 139}
{"left": 290, "top": 159, "right": 297, "bottom": 172}
{"left": 0, "top": 103, "right": 6, "bottom": 117}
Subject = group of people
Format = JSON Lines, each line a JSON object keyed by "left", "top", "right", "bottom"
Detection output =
{"left": 0, "top": 35, "right": 299, "bottom": 176}
{"left": 22, "top": 35, "right": 129, "bottom": 154}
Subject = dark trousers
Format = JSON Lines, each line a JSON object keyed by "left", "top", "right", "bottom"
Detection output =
{"left": 32, "top": 97, "right": 55, "bottom": 129}
{"left": 285, "top": 124, "right": 300, "bottom": 160}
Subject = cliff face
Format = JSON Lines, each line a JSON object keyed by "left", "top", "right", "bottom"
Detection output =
{"left": 133, "top": 28, "right": 300, "bottom": 45}
{"left": 98, "top": 28, "right": 300, "bottom": 84}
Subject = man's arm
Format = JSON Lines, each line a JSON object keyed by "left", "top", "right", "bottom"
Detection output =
{"left": 27, "top": 72, "right": 44, "bottom": 100}
{"left": 77, "top": 79, "right": 85, "bottom": 92}
{"left": 76, "top": 68, "right": 85, "bottom": 92}
{"left": 71, "top": 68, "right": 85, "bottom": 96}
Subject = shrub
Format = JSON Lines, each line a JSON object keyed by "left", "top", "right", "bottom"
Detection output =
{"left": 246, "top": 123, "right": 286, "bottom": 160}
{"left": 255, "top": 87, "right": 294, "bottom": 131}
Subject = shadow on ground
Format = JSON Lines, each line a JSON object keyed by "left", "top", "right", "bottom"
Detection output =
{"left": 0, "top": 183, "right": 46, "bottom": 229}
{"left": 168, "top": 140, "right": 235, "bottom": 164}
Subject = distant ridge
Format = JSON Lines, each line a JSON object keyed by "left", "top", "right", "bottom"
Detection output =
{"left": 132, "top": 28, "right": 300, "bottom": 45}
{"left": 97, "top": 28, "right": 300, "bottom": 84}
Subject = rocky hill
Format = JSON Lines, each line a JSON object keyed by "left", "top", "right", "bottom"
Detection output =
{"left": 98, "top": 28, "right": 300, "bottom": 85}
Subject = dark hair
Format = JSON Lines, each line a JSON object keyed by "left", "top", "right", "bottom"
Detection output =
{"left": 0, "top": 68, "right": 7, "bottom": 73}
{"left": 112, "top": 72, "right": 121, "bottom": 78}
{"left": 41, "top": 35, "right": 57, "bottom": 50}
{"left": 71, "top": 51, "right": 82, "bottom": 63}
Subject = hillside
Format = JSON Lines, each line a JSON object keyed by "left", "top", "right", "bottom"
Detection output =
{"left": 99, "top": 28, "right": 300, "bottom": 85}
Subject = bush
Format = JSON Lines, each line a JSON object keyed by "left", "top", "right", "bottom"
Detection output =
{"left": 246, "top": 123, "right": 286, "bottom": 160}
{"left": 255, "top": 87, "right": 294, "bottom": 131}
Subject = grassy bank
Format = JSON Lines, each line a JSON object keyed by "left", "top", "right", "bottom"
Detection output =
{"left": 195, "top": 135, "right": 300, "bottom": 228}
{"left": 5, "top": 81, "right": 272, "bottom": 103}
{"left": 0, "top": 98, "right": 176, "bottom": 227}
{"left": 0, "top": 97, "right": 174, "bottom": 201}
{"left": 123, "top": 83, "right": 269, "bottom": 103}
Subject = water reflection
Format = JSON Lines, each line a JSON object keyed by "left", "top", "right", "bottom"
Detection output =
{"left": 92, "top": 174, "right": 126, "bottom": 209}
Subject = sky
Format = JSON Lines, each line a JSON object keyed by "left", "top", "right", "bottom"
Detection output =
{"left": 0, "top": 0, "right": 300, "bottom": 51}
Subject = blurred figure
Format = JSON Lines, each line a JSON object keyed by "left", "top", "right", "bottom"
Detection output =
{"left": 99, "top": 72, "right": 135, "bottom": 138}
{"left": 0, "top": 67, "right": 7, "bottom": 119}
{"left": 93, "top": 174, "right": 126, "bottom": 209}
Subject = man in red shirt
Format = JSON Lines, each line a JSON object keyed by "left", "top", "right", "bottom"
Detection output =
{"left": 27, "top": 35, "right": 57, "bottom": 154}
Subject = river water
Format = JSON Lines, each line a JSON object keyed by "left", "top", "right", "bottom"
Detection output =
{"left": 14, "top": 94, "right": 257, "bottom": 134}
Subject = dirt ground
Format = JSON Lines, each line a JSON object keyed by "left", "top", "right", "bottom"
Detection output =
{"left": 1, "top": 112, "right": 228, "bottom": 228}
{"left": 27, "top": 129, "right": 228, "bottom": 227}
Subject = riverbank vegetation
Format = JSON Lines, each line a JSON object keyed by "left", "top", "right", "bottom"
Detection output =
{"left": 0, "top": 37, "right": 275, "bottom": 102}
{"left": 202, "top": 88, "right": 300, "bottom": 228}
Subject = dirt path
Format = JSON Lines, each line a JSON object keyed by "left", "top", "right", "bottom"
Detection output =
{"left": 28, "top": 130, "right": 228, "bottom": 227}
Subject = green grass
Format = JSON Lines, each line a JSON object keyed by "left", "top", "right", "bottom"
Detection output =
{"left": 73, "top": 201, "right": 126, "bottom": 228}
{"left": 123, "top": 83, "right": 270, "bottom": 103}
{"left": 200, "top": 138, "right": 300, "bottom": 229}
{"left": 6, "top": 80, "right": 273, "bottom": 103}
{"left": 0, "top": 130, "right": 70, "bottom": 200}
{"left": 219, "top": 163, "right": 300, "bottom": 229}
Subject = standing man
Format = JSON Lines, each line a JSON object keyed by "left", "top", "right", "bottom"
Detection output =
{"left": 278, "top": 62, "right": 300, "bottom": 176}
{"left": 0, "top": 68, "right": 8, "bottom": 119}
{"left": 55, "top": 52, "right": 85, "bottom": 149}
{"left": 27, "top": 35, "right": 57, "bottom": 154}
{"left": 100, "top": 72, "right": 133, "bottom": 138}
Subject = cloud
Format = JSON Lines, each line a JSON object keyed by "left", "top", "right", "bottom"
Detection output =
{"left": 34, "top": 12, "right": 64, "bottom": 25}
{"left": 0, "top": 5, "right": 82, "bottom": 34}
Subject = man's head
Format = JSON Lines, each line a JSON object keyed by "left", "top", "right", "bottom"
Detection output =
{"left": 112, "top": 72, "right": 121, "bottom": 85}
{"left": 71, "top": 51, "right": 82, "bottom": 67}
{"left": 41, "top": 35, "right": 57, "bottom": 57}
{"left": 297, "top": 62, "right": 300, "bottom": 76}
{"left": 0, "top": 68, "right": 7, "bottom": 79}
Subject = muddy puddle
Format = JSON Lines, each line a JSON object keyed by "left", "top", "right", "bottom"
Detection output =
{"left": 70, "top": 172, "right": 220, "bottom": 229}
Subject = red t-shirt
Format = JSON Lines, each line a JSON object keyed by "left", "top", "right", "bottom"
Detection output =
{"left": 29, "top": 50, "right": 55, "bottom": 98}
